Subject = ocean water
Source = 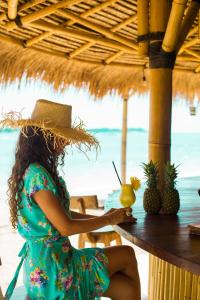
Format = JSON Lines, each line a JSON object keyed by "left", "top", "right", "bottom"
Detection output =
{"left": 0, "top": 128, "right": 200, "bottom": 204}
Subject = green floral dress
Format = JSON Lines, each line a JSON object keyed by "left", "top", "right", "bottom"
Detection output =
{"left": 5, "top": 163, "right": 110, "bottom": 300}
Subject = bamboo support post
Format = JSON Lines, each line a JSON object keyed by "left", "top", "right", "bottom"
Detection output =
{"left": 149, "top": 0, "right": 172, "bottom": 192}
{"left": 8, "top": 0, "right": 19, "bottom": 20}
{"left": 149, "top": 68, "right": 172, "bottom": 192}
{"left": 121, "top": 97, "right": 128, "bottom": 184}
{"left": 162, "top": 0, "right": 188, "bottom": 52}
{"left": 137, "top": 0, "right": 149, "bottom": 56}
{"left": 150, "top": 0, "right": 171, "bottom": 33}
{"left": 176, "top": 0, "right": 200, "bottom": 52}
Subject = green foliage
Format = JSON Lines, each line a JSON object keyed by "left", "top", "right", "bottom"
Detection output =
{"left": 165, "top": 162, "right": 179, "bottom": 190}
{"left": 142, "top": 160, "right": 159, "bottom": 189}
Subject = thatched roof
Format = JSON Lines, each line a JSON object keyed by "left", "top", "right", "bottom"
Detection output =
{"left": 0, "top": 0, "right": 200, "bottom": 100}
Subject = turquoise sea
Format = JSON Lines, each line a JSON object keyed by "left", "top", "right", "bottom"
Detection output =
{"left": 0, "top": 128, "right": 200, "bottom": 204}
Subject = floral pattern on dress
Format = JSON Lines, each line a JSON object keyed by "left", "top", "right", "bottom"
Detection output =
{"left": 56, "top": 268, "right": 73, "bottom": 291}
{"left": 30, "top": 267, "right": 49, "bottom": 287}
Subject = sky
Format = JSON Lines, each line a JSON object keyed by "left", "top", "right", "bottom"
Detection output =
{"left": 0, "top": 80, "right": 200, "bottom": 132}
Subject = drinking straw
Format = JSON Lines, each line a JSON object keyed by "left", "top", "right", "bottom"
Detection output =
{"left": 112, "top": 161, "right": 122, "bottom": 186}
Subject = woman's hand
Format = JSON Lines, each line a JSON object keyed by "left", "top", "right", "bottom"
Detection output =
{"left": 104, "top": 207, "right": 136, "bottom": 225}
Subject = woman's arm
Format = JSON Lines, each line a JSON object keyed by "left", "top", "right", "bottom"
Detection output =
{"left": 33, "top": 190, "right": 109, "bottom": 236}
{"left": 70, "top": 210, "right": 95, "bottom": 219}
{"left": 33, "top": 190, "right": 133, "bottom": 237}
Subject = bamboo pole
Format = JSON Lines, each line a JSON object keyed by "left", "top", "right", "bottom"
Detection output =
{"left": 25, "top": 0, "right": 131, "bottom": 49}
{"left": 137, "top": 0, "right": 149, "bottom": 56}
{"left": 195, "top": 64, "right": 200, "bottom": 72}
{"left": 8, "top": 0, "right": 19, "bottom": 20}
{"left": 57, "top": 9, "right": 138, "bottom": 51}
{"left": 26, "top": 13, "right": 136, "bottom": 57}
{"left": 65, "top": 0, "right": 119, "bottom": 26}
{"left": 179, "top": 37, "right": 200, "bottom": 53}
{"left": 0, "top": 0, "right": 45, "bottom": 21}
{"left": 30, "top": 20, "right": 136, "bottom": 53}
{"left": 4, "top": 0, "right": 84, "bottom": 30}
{"left": 162, "top": 0, "right": 188, "bottom": 52}
{"left": 105, "top": 50, "right": 124, "bottom": 64}
{"left": 121, "top": 97, "right": 128, "bottom": 184}
{"left": 25, "top": 0, "right": 120, "bottom": 47}
{"left": 149, "top": 0, "right": 172, "bottom": 192}
{"left": 150, "top": 0, "right": 171, "bottom": 33}
{"left": 185, "top": 48, "right": 200, "bottom": 59}
{"left": 176, "top": 0, "right": 200, "bottom": 52}
{"left": 149, "top": 68, "right": 172, "bottom": 191}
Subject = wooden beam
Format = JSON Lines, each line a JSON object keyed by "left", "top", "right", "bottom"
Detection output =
{"left": 177, "top": 54, "right": 200, "bottom": 62}
{"left": 4, "top": 0, "right": 84, "bottom": 30}
{"left": 179, "top": 37, "right": 199, "bottom": 53}
{"left": 137, "top": 0, "right": 149, "bottom": 56}
{"left": 184, "top": 48, "right": 200, "bottom": 60}
{"left": 68, "top": 42, "right": 94, "bottom": 58}
{"left": 68, "top": 14, "right": 136, "bottom": 60}
{"left": 195, "top": 64, "right": 200, "bottom": 72}
{"left": 0, "top": 33, "right": 142, "bottom": 69}
{"left": 25, "top": 0, "right": 119, "bottom": 47}
{"left": 25, "top": 1, "right": 135, "bottom": 49}
{"left": 104, "top": 50, "right": 124, "bottom": 64}
{"left": 66, "top": 0, "right": 119, "bottom": 26}
{"left": 178, "top": 25, "right": 198, "bottom": 54}
{"left": 26, "top": 13, "right": 136, "bottom": 59}
{"left": 66, "top": 14, "right": 137, "bottom": 60}
{"left": 0, "top": 0, "right": 46, "bottom": 21}
{"left": 111, "top": 15, "right": 137, "bottom": 32}
{"left": 162, "top": 0, "right": 188, "bottom": 52}
{"left": 57, "top": 9, "right": 138, "bottom": 50}
{"left": 30, "top": 20, "right": 136, "bottom": 53}
{"left": 8, "top": 0, "right": 19, "bottom": 20}
{"left": 176, "top": 0, "right": 200, "bottom": 52}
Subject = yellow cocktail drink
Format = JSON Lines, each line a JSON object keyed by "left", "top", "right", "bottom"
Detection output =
{"left": 119, "top": 184, "right": 136, "bottom": 208}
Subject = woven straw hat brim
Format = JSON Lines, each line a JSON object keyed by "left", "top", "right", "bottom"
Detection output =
{"left": 0, "top": 116, "right": 99, "bottom": 149}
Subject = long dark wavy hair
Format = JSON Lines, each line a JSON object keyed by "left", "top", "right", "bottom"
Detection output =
{"left": 8, "top": 126, "right": 66, "bottom": 229}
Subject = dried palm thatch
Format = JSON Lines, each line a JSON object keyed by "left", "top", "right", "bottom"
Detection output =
{"left": 0, "top": 0, "right": 200, "bottom": 100}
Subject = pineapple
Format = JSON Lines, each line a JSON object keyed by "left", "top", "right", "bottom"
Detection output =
{"left": 142, "top": 160, "right": 161, "bottom": 214}
{"left": 162, "top": 162, "right": 180, "bottom": 214}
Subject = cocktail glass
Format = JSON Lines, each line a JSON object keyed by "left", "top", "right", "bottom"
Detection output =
{"left": 119, "top": 184, "right": 136, "bottom": 216}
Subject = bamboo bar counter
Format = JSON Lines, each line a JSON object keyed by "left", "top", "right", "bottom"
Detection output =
{"left": 105, "top": 177, "right": 200, "bottom": 300}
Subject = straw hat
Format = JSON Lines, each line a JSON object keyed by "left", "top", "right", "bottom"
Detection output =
{"left": 0, "top": 99, "right": 99, "bottom": 150}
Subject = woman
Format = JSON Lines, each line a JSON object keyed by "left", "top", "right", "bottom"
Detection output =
{"left": 3, "top": 99, "right": 141, "bottom": 300}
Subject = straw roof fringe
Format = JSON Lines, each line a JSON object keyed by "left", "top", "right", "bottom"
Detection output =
{"left": 0, "top": 0, "right": 200, "bottom": 101}
{"left": 1, "top": 40, "right": 200, "bottom": 101}
{"left": 0, "top": 40, "right": 147, "bottom": 99}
